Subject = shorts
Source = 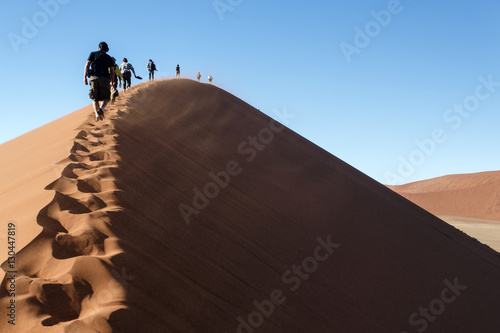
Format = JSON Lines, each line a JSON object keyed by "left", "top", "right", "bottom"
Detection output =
{"left": 89, "top": 76, "right": 111, "bottom": 101}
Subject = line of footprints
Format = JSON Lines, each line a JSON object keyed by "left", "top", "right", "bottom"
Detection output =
{"left": 14, "top": 99, "right": 131, "bottom": 330}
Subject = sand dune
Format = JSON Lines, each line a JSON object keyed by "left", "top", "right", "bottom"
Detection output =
{"left": 1, "top": 79, "right": 500, "bottom": 332}
{"left": 388, "top": 172, "right": 500, "bottom": 251}
{"left": 388, "top": 171, "right": 500, "bottom": 221}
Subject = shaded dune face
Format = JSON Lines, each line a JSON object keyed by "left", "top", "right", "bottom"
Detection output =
{"left": 1, "top": 79, "right": 500, "bottom": 332}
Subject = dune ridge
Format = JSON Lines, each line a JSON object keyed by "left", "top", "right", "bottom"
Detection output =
{"left": 1, "top": 79, "right": 500, "bottom": 332}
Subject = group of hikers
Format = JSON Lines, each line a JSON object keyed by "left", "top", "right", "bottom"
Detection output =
{"left": 84, "top": 41, "right": 214, "bottom": 121}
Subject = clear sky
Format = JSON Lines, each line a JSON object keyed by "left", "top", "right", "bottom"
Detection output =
{"left": 1, "top": 0, "right": 499, "bottom": 185}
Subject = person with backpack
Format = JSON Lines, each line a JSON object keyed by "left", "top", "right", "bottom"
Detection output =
{"left": 110, "top": 57, "right": 122, "bottom": 103}
{"left": 147, "top": 59, "right": 157, "bottom": 80}
{"left": 208, "top": 75, "right": 213, "bottom": 84}
{"left": 176, "top": 64, "right": 180, "bottom": 78}
{"left": 120, "top": 58, "right": 137, "bottom": 92}
{"left": 197, "top": 72, "right": 201, "bottom": 82}
{"left": 84, "top": 41, "right": 115, "bottom": 121}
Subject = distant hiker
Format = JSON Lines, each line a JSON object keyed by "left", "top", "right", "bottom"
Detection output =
{"left": 147, "top": 59, "right": 157, "bottom": 80}
{"left": 84, "top": 41, "right": 115, "bottom": 121}
{"left": 208, "top": 75, "right": 213, "bottom": 84}
{"left": 197, "top": 72, "right": 201, "bottom": 82}
{"left": 120, "top": 58, "right": 137, "bottom": 92}
{"left": 110, "top": 57, "right": 122, "bottom": 103}
{"left": 176, "top": 64, "right": 180, "bottom": 78}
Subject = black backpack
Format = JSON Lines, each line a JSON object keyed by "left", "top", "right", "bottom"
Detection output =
{"left": 88, "top": 51, "right": 110, "bottom": 77}
{"left": 87, "top": 52, "right": 102, "bottom": 77}
{"left": 150, "top": 62, "right": 156, "bottom": 71}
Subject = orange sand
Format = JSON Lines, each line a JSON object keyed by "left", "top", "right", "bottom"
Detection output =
{"left": 1, "top": 80, "right": 500, "bottom": 332}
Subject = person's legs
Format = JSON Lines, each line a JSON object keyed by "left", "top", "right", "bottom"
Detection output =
{"left": 124, "top": 72, "right": 131, "bottom": 91}
{"left": 89, "top": 77, "right": 102, "bottom": 119}
{"left": 95, "top": 77, "right": 111, "bottom": 119}
{"left": 100, "top": 100, "right": 109, "bottom": 112}
{"left": 111, "top": 81, "right": 117, "bottom": 103}
{"left": 122, "top": 73, "right": 127, "bottom": 91}
{"left": 93, "top": 100, "right": 100, "bottom": 118}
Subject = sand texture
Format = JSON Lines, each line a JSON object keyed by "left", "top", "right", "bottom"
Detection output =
{"left": 1, "top": 79, "right": 500, "bottom": 332}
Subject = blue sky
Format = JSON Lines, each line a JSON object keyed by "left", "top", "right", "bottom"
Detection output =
{"left": 1, "top": 0, "right": 499, "bottom": 185}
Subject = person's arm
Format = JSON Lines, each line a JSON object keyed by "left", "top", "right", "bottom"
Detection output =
{"left": 84, "top": 60, "right": 91, "bottom": 85}
{"left": 132, "top": 67, "right": 137, "bottom": 77}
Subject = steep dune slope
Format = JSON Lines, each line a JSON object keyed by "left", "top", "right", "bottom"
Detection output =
{"left": 107, "top": 80, "right": 500, "bottom": 332}
{"left": 1, "top": 79, "right": 500, "bottom": 332}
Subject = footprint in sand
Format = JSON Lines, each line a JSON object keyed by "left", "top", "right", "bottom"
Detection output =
{"left": 88, "top": 150, "right": 111, "bottom": 161}
{"left": 61, "top": 163, "right": 93, "bottom": 178}
{"left": 70, "top": 141, "right": 91, "bottom": 154}
{"left": 53, "top": 229, "right": 107, "bottom": 259}
{"left": 28, "top": 277, "right": 93, "bottom": 326}
{"left": 75, "top": 129, "right": 88, "bottom": 140}
{"left": 77, "top": 177, "right": 102, "bottom": 193}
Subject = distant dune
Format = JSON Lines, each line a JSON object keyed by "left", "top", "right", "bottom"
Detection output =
{"left": 388, "top": 172, "right": 500, "bottom": 251}
{"left": 388, "top": 171, "right": 500, "bottom": 221}
{"left": 1, "top": 79, "right": 500, "bottom": 332}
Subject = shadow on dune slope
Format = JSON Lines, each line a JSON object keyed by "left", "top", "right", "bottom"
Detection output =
{"left": 105, "top": 79, "right": 500, "bottom": 332}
